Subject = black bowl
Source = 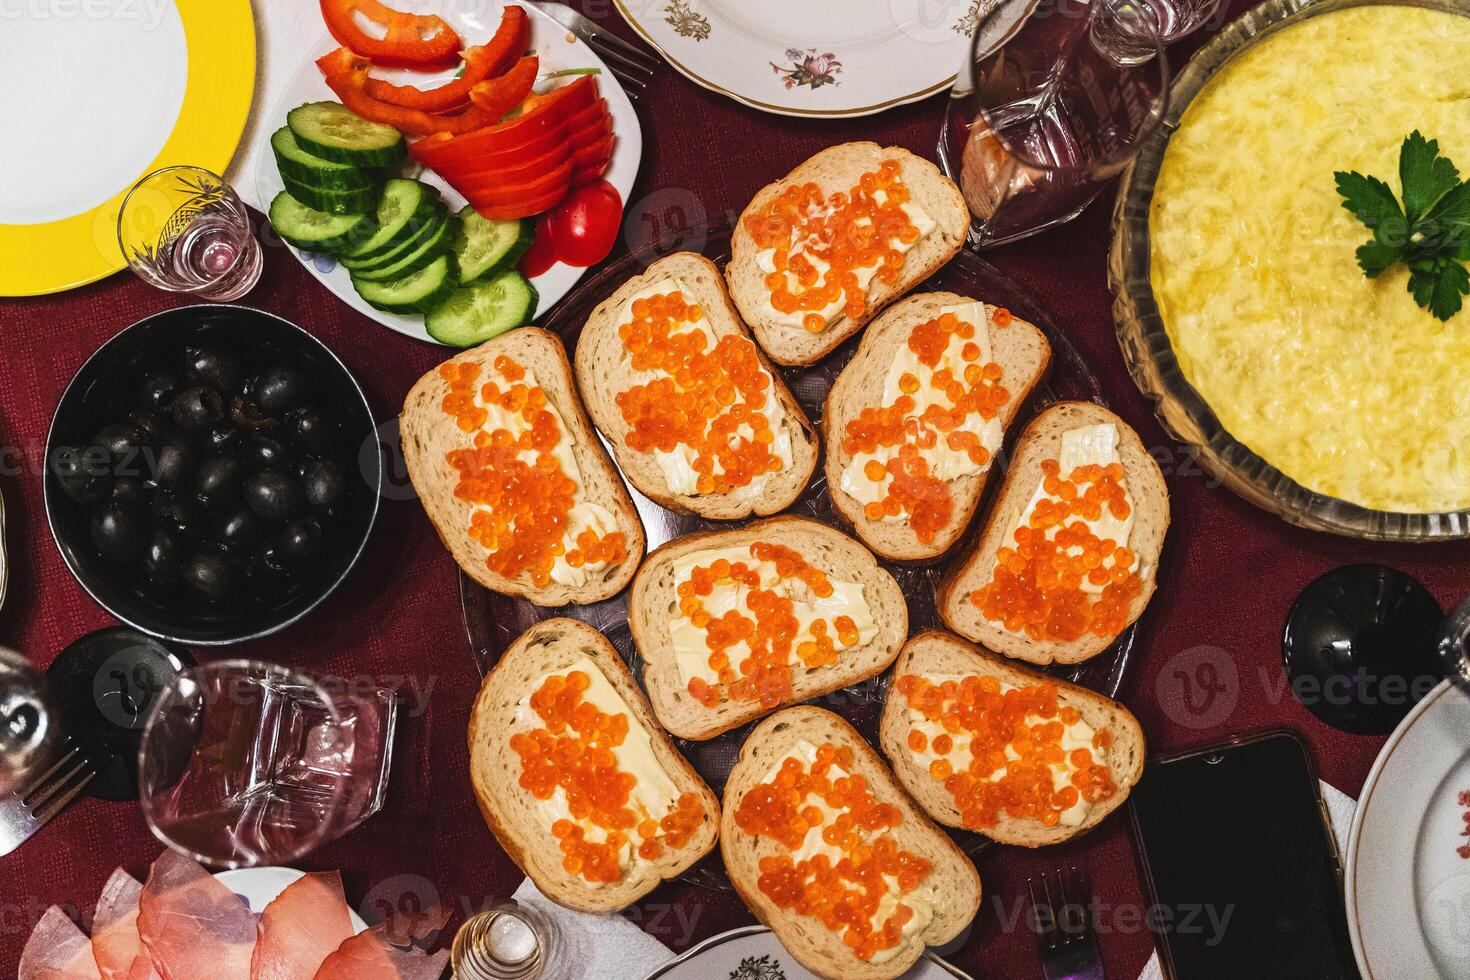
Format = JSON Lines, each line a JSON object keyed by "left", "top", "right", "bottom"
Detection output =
{"left": 44, "top": 305, "right": 382, "bottom": 645}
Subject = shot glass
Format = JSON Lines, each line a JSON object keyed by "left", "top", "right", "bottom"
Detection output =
{"left": 117, "top": 166, "right": 263, "bottom": 301}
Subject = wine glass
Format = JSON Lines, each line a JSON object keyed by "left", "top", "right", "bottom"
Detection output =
{"left": 137, "top": 660, "right": 398, "bottom": 868}
{"left": 939, "top": 0, "right": 1172, "bottom": 247}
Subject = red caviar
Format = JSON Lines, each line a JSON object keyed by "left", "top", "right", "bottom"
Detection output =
{"left": 615, "top": 290, "right": 782, "bottom": 494}
{"left": 440, "top": 357, "right": 626, "bottom": 588}
{"left": 969, "top": 459, "right": 1140, "bottom": 642}
{"left": 680, "top": 543, "right": 860, "bottom": 710}
{"left": 509, "top": 669, "right": 704, "bottom": 883}
{"left": 734, "top": 742, "right": 931, "bottom": 961}
{"left": 841, "top": 311, "right": 1010, "bottom": 543}
{"left": 744, "top": 159, "right": 922, "bottom": 332}
{"left": 895, "top": 674, "right": 1115, "bottom": 830}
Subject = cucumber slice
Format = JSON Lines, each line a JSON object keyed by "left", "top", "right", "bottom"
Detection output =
{"left": 288, "top": 101, "right": 406, "bottom": 167}
{"left": 341, "top": 180, "right": 441, "bottom": 261}
{"left": 268, "top": 191, "right": 377, "bottom": 254}
{"left": 280, "top": 172, "right": 381, "bottom": 216}
{"left": 352, "top": 255, "right": 457, "bottom": 315}
{"left": 340, "top": 204, "right": 447, "bottom": 272}
{"left": 351, "top": 214, "right": 459, "bottom": 283}
{"left": 453, "top": 208, "right": 534, "bottom": 282}
{"left": 425, "top": 270, "right": 540, "bottom": 347}
{"left": 271, "top": 127, "right": 380, "bottom": 190}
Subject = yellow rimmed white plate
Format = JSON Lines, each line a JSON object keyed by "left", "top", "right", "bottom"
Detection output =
{"left": 0, "top": 0, "right": 256, "bottom": 297}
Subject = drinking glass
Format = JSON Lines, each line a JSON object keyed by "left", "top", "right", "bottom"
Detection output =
{"left": 939, "top": 0, "right": 1171, "bottom": 247}
{"left": 137, "top": 660, "right": 398, "bottom": 868}
{"left": 0, "top": 647, "right": 55, "bottom": 797}
{"left": 117, "top": 166, "right": 263, "bottom": 301}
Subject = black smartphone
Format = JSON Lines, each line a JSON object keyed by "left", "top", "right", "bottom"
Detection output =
{"left": 1128, "top": 729, "right": 1361, "bottom": 979}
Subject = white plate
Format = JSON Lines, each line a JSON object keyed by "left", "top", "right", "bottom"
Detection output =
{"left": 613, "top": 0, "right": 977, "bottom": 117}
{"left": 214, "top": 866, "right": 369, "bottom": 934}
{"left": 642, "top": 924, "right": 974, "bottom": 979}
{"left": 1346, "top": 680, "right": 1470, "bottom": 979}
{"left": 255, "top": 0, "right": 643, "bottom": 346}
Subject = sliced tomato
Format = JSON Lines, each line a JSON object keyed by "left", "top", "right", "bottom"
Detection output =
{"left": 364, "top": 8, "right": 529, "bottom": 112}
{"left": 466, "top": 56, "right": 540, "bottom": 122}
{"left": 407, "top": 77, "right": 599, "bottom": 168}
{"left": 461, "top": 158, "right": 575, "bottom": 208}
{"left": 319, "top": 0, "right": 461, "bottom": 69}
{"left": 317, "top": 49, "right": 499, "bottom": 136}
{"left": 543, "top": 179, "right": 623, "bottom": 267}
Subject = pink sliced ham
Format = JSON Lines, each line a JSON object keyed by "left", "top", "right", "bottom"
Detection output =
{"left": 250, "top": 872, "right": 356, "bottom": 980}
{"left": 18, "top": 905, "right": 101, "bottom": 980}
{"left": 312, "top": 908, "right": 449, "bottom": 980}
{"left": 90, "top": 870, "right": 161, "bottom": 980}
{"left": 137, "top": 850, "right": 257, "bottom": 980}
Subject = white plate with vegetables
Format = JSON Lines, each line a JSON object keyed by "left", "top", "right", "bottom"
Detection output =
{"left": 255, "top": 0, "right": 642, "bottom": 347}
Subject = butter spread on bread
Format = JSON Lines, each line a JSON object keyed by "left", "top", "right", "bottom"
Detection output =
{"left": 668, "top": 540, "right": 879, "bottom": 709}
{"left": 838, "top": 302, "right": 1009, "bottom": 542}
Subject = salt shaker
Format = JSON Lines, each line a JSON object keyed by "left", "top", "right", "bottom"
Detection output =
{"left": 452, "top": 901, "right": 568, "bottom": 980}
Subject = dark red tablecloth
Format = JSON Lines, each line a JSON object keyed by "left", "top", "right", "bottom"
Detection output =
{"left": 1, "top": 4, "right": 1461, "bottom": 976}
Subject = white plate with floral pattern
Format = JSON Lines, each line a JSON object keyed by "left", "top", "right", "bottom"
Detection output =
{"left": 642, "top": 925, "right": 974, "bottom": 979}
{"left": 613, "top": 0, "right": 980, "bottom": 116}
{"left": 255, "top": 0, "right": 642, "bottom": 346}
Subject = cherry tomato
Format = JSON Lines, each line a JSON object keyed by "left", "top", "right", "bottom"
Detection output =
{"left": 543, "top": 180, "right": 623, "bottom": 268}
{"left": 519, "top": 215, "right": 560, "bottom": 279}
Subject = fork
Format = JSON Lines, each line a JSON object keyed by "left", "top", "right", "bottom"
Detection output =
{"left": 0, "top": 734, "right": 101, "bottom": 857}
{"left": 530, "top": 0, "right": 659, "bottom": 98}
{"left": 1028, "top": 866, "right": 1106, "bottom": 980}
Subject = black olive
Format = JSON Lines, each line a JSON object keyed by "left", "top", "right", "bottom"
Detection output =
{"left": 150, "top": 433, "right": 198, "bottom": 489}
{"left": 170, "top": 386, "right": 224, "bottom": 433}
{"left": 276, "top": 517, "right": 324, "bottom": 567}
{"left": 244, "top": 468, "right": 304, "bottom": 524}
{"left": 110, "top": 477, "right": 148, "bottom": 509}
{"left": 142, "top": 528, "right": 185, "bottom": 583}
{"left": 229, "top": 394, "right": 277, "bottom": 430}
{"left": 243, "top": 434, "right": 291, "bottom": 470}
{"left": 254, "top": 365, "right": 308, "bottom": 416}
{"left": 216, "top": 506, "right": 261, "bottom": 551}
{"left": 52, "top": 445, "right": 112, "bottom": 505}
{"left": 140, "top": 370, "right": 180, "bottom": 412}
{"left": 183, "top": 552, "right": 234, "bottom": 601}
{"left": 193, "top": 456, "right": 245, "bottom": 506}
{"left": 299, "top": 459, "right": 345, "bottom": 510}
{"left": 94, "top": 421, "right": 146, "bottom": 462}
{"left": 183, "top": 346, "right": 244, "bottom": 393}
{"left": 151, "top": 491, "right": 204, "bottom": 539}
{"left": 90, "top": 502, "right": 147, "bottom": 563}
{"left": 285, "top": 406, "right": 339, "bottom": 457}
{"left": 129, "top": 412, "right": 175, "bottom": 448}
{"left": 204, "top": 425, "right": 241, "bottom": 455}
{"left": 254, "top": 539, "right": 290, "bottom": 578}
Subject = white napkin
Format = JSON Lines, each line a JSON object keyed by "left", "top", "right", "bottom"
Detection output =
{"left": 1135, "top": 781, "right": 1357, "bottom": 980}
{"left": 511, "top": 877, "right": 675, "bottom": 978}
{"left": 226, "top": 0, "right": 330, "bottom": 211}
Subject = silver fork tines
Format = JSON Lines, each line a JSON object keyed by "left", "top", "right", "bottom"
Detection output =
{"left": 0, "top": 736, "right": 99, "bottom": 857}
{"left": 1028, "top": 867, "right": 1106, "bottom": 980}
{"left": 531, "top": 0, "right": 659, "bottom": 98}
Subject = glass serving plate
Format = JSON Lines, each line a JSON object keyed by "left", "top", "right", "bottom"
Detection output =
{"left": 463, "top": 224, "right": 1141, "bottom": 887}
{"left": 1109, "top": 0, "right": 1470, "bottom": 541}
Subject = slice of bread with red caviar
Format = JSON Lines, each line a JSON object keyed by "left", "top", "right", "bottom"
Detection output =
{"left": 879, "top": 630, "right": 1145, "bottom": 847}
{"left": 628, "top": 516, "right": 907, "bottom": 741}
{"left": 573, "top": 252, "right": 819, "bottom": 520}
{"left": 823, "top": 291, "right": 1051, "bottom": 563}
{"left": 401, "top": 328, "right": 645, "bottom": 606}
{"left": 722, "top": 707, "right": 981, "bottom": 980}
{"left": 468, "top": 618, "right": 720, "bottom": 912}
{"left": 728, "top": 142, "right": 968, "bottom": 367}
{"left": 937, "top": 401, "right": 1169, "bottom": 665}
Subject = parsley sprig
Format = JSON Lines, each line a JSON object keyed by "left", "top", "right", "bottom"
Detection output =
{"left": 1335, "top": 131, "right": 1470, "bottom": 321}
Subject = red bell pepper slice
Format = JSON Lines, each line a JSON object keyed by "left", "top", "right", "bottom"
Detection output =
{"left": 466, "top": 56, "right": 540, "bottom": 122}
{"left": 364, "top": 8, "right": 529, "bottom": 112}
{"left": 317, "top": 49, "right": 499, "bottom": 136}
{"left": 434, "top": 139, "right": 572, "bottom": 186}
{"left": 569, "top": 115, "right": 612, "bottom": 151}
{"left": 320, "top": 0, "right": 461, "bottom": 69}
{"left": 408, "top": 76, "right": 600, "bottom": 168}
{"left": 573, "top": 133, "right": 614, "bottom": 172}
{"left": 418, "top": 125, "right": 567, "bottom": 177}
{"left": 460, "top": 157, "right": 575, "bottom": 208}
{"left": 474, "top": 188, "right": 573, "bottom": 221}
{"left": 563, "top": 98, "right": 609, "bottom": 135}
